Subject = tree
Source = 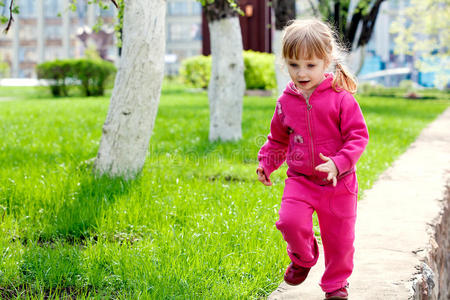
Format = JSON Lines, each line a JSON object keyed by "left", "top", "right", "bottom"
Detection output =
{"left": 390, "top": 0, "right": 449, "bottom": 88}
{"left": 311, "top": 0, "right": 386, "bottom": 51}
{"left": 272, "top": 0, "right": 296, "bottom": 95}
{"left": 201, "top": 0, "right": 246, "bottom": 142}
{"left": 3, "top": 0, "right": 166, "bottom": 179}
{"left": 307, "top": 0, "right": 386, "bottom": 73}
{"left": 93, "top": 0, "right": 165, "bottom": 178}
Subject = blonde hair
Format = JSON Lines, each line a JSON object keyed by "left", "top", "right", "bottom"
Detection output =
{"left": 282, "top": 19, "right": 357, "bottom": 94}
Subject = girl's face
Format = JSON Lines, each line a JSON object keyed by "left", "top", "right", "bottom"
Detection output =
{"left": 286, "top": 56, "right": 329, "bottom": 97}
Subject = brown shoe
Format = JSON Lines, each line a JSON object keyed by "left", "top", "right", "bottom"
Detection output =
{"left": 283, "top": 263, "right": 311, "bottom": 285}
{"left": 324, "top": 286, "right": 348, "bottom": 299}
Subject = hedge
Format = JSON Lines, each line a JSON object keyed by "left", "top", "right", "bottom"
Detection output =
{"left": 36, "top": 58, "right": 116, "bottom": 97}
{"left": 180, "top": 50, "right": 276, "bottom": 90}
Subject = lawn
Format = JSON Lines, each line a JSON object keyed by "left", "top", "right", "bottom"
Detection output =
{"left": 0, "top": 84, "right": 448, "bottom": 299}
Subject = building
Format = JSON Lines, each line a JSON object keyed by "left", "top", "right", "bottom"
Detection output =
{"left": 165, "top": 0, "right": 202, "bottom": 75}
{"left": 0, "top": 0, "right": 203, "bottom": 78}
{"left": 0, "top": 0, "right": 117, "bottom": 78}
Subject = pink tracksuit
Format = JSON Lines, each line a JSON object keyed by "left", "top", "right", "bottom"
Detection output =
{"left": 258, "top": 74, "right": 369, "bottom": 292}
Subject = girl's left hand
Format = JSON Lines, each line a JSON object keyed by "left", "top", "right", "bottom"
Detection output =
{"left": 315, "top": 153, "right": 338, "bottom": 187}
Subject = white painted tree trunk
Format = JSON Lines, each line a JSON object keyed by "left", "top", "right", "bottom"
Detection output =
{"left": 93, "top": 0, "right": 165, "bottom": 179}
{"left": 273, "top": 29, "right": 291, "bottom": 96}
{"left": 208, "top": 17, "right": 245, "bottom": 142}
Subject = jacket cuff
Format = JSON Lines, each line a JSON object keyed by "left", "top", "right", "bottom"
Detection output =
{"left": 258, "top": 163, "right": 275, "bottom": 179}
{"left": 329, "top": 154, "right": 351, "bottom": 175}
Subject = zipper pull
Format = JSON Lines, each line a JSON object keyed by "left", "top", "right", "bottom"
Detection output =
{"left": 305, "top": 98, "right": 312, "bottom": 110}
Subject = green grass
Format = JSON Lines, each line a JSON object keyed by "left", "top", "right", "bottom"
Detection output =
{"left": 0, "top": 84, "right": 448, "bottom": 299}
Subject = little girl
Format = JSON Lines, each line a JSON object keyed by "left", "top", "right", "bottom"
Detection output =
{"left": 257, "top": 19, "right": 369, "bottom": 299}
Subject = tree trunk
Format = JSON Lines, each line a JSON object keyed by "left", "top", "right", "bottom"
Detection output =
{"left": 208, "top": 16, "right": 245, "bottom": 142}
{"left": 273, "top": 29, "right": 291, "bottom": 96}
{"left": 272, "top": 0, "right": 296, "bottom": 96}
{"left": 93, "top": 0, "right": 165, "bottom": 179}
{"left": 348, "top": 45, "right": 366, "bottom": 75}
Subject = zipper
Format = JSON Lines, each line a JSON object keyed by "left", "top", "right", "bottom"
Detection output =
{"left": 291, "top": 82, "right": 315, "bottom": 174}
{"left": 304, "top": 95, "right": 315, "bottom": 174}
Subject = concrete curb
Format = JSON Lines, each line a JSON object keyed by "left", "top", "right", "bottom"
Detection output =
{"left": 268, "top": 107, "right": 450, "bottom": 300}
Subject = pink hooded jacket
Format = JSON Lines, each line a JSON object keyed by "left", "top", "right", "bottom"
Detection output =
{"left": 258, "top": 74, "right": 369, "bottom": 185}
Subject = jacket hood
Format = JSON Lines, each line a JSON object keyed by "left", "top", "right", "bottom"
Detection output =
{"left": 283, "top": 73, "right": 334, "bottom": 97}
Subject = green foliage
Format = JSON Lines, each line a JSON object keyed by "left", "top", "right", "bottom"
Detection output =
{"left": 0, "top": 54, "right": 10, "bottom": 78}
{"left": 36, "top": 59, "right": 116, "bottom": 97}
{"left": 390, "top": 0, "right": 449, "bottom": 87}
{"left": 0, "top": 85, "right": 448, "bottom": 297}
{"left": 114, "top": 0, "right": 124, "bottom": 49}
{"left": 180, "top": 55, "right": 212, "bottom": 89}
{"left": 36, "top": 60, "right": 73, "bottom": 97}
{"left": 180, "top": 51, "right": 276, "bottom": 90}
{"left": 243, "top": 50, "right": 276, "bottom": 90}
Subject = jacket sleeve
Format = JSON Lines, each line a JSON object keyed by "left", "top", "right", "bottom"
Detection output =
{"left": 329, "top": 93, "right": 369, "bottom": 175}
{"left": 257, "top": 102, "right": 290, "bottom": 178}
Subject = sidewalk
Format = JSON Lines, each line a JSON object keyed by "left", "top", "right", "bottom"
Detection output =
{"left": 268, "top": 107, "right": 450, "bottom": 299}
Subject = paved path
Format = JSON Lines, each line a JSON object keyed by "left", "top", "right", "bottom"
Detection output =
{"left": 268, "top": 107, "right": 450, "bottom": 299}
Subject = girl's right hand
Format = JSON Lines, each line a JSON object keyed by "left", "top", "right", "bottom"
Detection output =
{"left": 257, "top": 167, "right": 272, "bottom": 186}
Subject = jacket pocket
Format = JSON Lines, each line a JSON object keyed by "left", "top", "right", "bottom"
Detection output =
{"left": 329, "top": 174, "right": 357, "bottom": 218}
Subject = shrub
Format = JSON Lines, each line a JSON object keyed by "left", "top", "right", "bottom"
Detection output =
{"left": 243, "top": 50, "right": 276, "bottom": 90}
{"left": 36, "top": 60, "right": 72, "bottom": 96}
{"left": 36, "top": 59, "right": 116, "bottom": 97}
{"left": 180, "top": 51, "right": 276, "bottom": 90}
{"left": 180, "top": 55, "right": 211, "bottom": 89}
{"left": 0, "top": 54, "right": 10, "bottom": 78}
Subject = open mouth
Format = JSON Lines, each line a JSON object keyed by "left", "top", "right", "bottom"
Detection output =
{"left": 298, "top": 80, "right": 310, "bottom": 85}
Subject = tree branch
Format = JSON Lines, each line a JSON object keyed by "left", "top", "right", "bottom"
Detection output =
{"left": 3, "top": 0, "right": 15, "bottom": 34}
{"left": 307, "top": 0, "right": 320, "bottom": 17}
{"left": 345, "top": 1, "right": 363, "bottom": 51}
{"left": 358, "top": 0, "right": 385, "bottom": 47}
{"left": 110, "top": 0, "right": 118, "bottom": 9}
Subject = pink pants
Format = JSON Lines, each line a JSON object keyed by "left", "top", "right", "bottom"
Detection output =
{"left": 275, "top": 173, "right": 358, "bottom": 292}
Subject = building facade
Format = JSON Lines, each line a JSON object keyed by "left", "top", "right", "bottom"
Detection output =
{"left": 0, "top": 0, "right": 203, "bottom": 78}
{"left": 165, "top": 0, "right": 202, "bottom": 75}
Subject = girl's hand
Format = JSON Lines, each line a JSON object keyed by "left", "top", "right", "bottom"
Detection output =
{"left": 256, "top": 167, "right": 272, "bottom": 186}
{"left": 315, "top": 153, "right": 338, "bottom": 187}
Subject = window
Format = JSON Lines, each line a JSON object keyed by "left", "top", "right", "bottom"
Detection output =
{"left": 100, "top": 3, "right": 115, "bottom": 17}
{"left": 1, "top": 0, "right": 11, "bottom": 17}
{"left": 169, "top": 22, "right": 201, "bottom": 42}
{"left": 168, "top": 1, "right": 189, "bottom": 16}
{"left": 44, "top": 0, "right": 60, "bottom": 17}
{"left": 45, "top": 46, "right": 62, "bottom": 60}
{"left": 19, "top": 25, "right": 37, "bottom": 40}
{"left": 76, "top": 0, "right": 87, "bottom": 19}
{"left": 21, "top": 0, "right": 36, "bottom": 18}
{"left": 191, "top": 2, "right": 202, "bottom": 15}
{"left": 22, "top": 46, "right": 37, "bottom": 62}
{"left": 45, "top": 26, "right": 61, "bottom": 40}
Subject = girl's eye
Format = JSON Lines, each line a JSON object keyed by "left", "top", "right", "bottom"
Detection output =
{"left": 308, "top": 64, "right": 315, "bottom": 68}
{"left": 289, "top": 63, "right": 298, "bottom": 67}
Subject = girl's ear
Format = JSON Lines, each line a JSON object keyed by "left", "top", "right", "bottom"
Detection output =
{"left": 323, "top": 59, "right": 331, "bottom": 71}
{"left": 325, "top": 57, "right": 332, "bottom": 69}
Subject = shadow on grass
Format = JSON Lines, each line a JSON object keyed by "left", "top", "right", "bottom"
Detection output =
{"left": 1, "top": 172, "right": 137, "bottom": 298}
{"left": 48, "top": 173, "right": 136, "bottom": 243}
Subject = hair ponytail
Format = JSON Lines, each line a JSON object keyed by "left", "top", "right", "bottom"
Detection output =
{"left": 333, "top": 61, "right": 357, "bottom": 94}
